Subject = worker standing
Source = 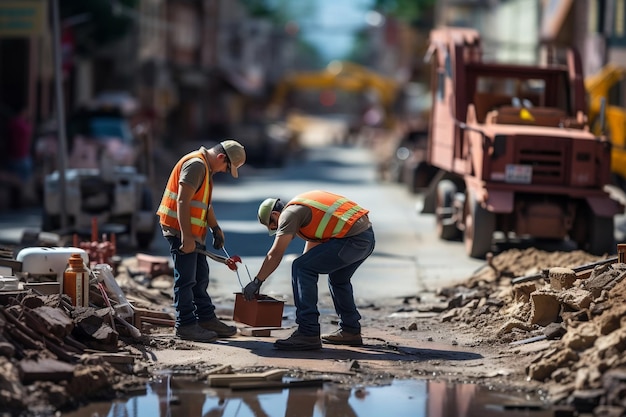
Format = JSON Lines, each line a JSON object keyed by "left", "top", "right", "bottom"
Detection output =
{"left": 244, "top": 190, "right": 375, "bottom": 350}
{"left": 157, "top": 140, "right": 246, "bottom": 342}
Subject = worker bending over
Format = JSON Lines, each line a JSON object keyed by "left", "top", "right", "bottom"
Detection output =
{"left": 245, "top": 190, "right": 375, "bottom": 350}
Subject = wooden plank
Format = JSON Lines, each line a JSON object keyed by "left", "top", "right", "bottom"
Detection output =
{"left": 230, "top": 379, "right": 329, "bottom": 391}
{"left": 133, "top": 307, "right": 175, "bottom": 328}
{"left": 239, "top": 328, "right": 272, "bottom": 337}
{"left": 208, "top": 369, "right": 287, "bottom": 387}
{"left": 87, "top": 352, "right": 137, "bottom": 364}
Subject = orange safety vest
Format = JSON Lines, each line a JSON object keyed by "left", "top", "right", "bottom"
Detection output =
{"left": 157, "top": 150, "right": 212, "bottom": 239}
{"left": 286, "top": 190, "right": 369, "bottom": 241}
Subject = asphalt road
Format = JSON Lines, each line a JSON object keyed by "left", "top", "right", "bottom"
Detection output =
{"left": 152, "top": 140, "right": 485, "bottom": 303}
{"left": 0, "top": 129, "right": 486, "bottom": 304}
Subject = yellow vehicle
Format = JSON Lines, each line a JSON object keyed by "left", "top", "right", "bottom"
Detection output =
{"left": 585, "top": 64, "right": 626, "bottom": 189}
{"left": 268, "top": 60, "right": 399, "bottom": 129}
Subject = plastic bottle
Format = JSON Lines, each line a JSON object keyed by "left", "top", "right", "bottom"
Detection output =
{"left": 92, "top": 264, "right": 133, "bottom": 320}
{"left": 63, "top": 253, "right": 90, "bottom": 307}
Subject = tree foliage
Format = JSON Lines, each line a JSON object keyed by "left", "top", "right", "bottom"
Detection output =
{"left": 372, "top": 0, "right": 436, "bottom": 23}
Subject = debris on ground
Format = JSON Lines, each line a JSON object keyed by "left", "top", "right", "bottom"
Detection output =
{"left": 0, "top": 292, "right": 152, "bottom": 416}
{"left": 0, "top": 247, "right": 625, "bottom": 416}
{"left": 429, "top": 248, "right": 626, "bottom": 415}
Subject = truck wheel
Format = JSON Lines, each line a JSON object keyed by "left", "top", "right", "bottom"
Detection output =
{"left": 436, "top": 180, "right": 461, "bottom": 240}
{"left": 464, "top": 190, "right": 495, "bottom": 259}
{"left": 587, "top": 215, "right": 615, "bottom": 256}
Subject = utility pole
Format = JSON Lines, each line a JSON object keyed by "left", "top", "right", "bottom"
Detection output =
{"left": 51, "top": 0, "right": 68, "bottom": 229}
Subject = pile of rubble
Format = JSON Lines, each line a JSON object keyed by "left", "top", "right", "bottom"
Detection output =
{"left": 437, "top": 247, "right": 626, "bottom": 415}
{"left": 0, "top": 292, "right": 152, "bottom": 416}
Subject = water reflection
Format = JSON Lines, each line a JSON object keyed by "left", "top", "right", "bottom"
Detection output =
{"left": 61, "top": 376, "right": 550, "bottom": 417}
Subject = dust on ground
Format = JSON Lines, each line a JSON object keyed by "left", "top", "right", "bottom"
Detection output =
{"left": 1, "top": 247, "right": 625, "bottom": 416}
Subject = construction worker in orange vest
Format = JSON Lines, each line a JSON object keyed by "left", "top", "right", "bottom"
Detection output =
{"left": 246, "top": 190, "right": 375, "bottom": 350}
{"left": 158, "top": 140, "right": 246, "bottom": 342}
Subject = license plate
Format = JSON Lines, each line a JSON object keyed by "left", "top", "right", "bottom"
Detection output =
{"left": 505, "top": 164, "right": 532, "bottom": 184}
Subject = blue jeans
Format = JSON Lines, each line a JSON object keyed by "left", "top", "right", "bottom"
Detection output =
{"left": 291, "top": 227, "right": 375, "bottom": 336}
{"left": 166, "top": 236, "right": 216, "bottom": 328}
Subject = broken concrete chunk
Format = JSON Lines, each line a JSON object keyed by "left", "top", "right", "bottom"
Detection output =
{"left": 543, "top": 323, "right": 566, "bottom": 340}
{"left": 557, "top": 288, "right": 593, "bottom": 311}
{"left": 33, "top": 306, "right": 75, "bottom": 339}
{"left": 583, "top": 269, "right": 626, "bottom": 298}
{"left": 602, "top": 369, "right": 626, "bottom": 408}
{"left": 66, "top": 365, "right": 112, "bottom": 400}
{"left": 19, "top": 358, "right": 75, "bottom": 384}
{"left": 73, "top": 309, "right": 118, "bottom": 349}
{"left": 596, "top": 305, "right": 626, "bottom": 335}
{"left": 593, "top": 327, "right": 626, "bottom": 355}
{"left": 530, "top": 291, "right": 561, "bottom": 326}
{"left": 562, "top": 322, "right": 598, "bottom": 351}
{"left": 512, "top": 283, "right": 536, "bottom": 303}
{"left": 549, "top": 267, "right": 577, "bottom": 290}
{"left": 527, "top": 348, "right": 578, "bottom": 381}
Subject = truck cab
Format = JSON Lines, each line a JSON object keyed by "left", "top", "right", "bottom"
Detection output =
{"left": 423, "top": 27, "right": 621, "bottom": 258}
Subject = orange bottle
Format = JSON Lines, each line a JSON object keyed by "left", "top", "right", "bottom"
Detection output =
{"left": 63, "top": 253, "right": 90, "bottom": 307}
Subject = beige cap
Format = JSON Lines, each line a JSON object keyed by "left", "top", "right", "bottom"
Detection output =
{"left": 221, "top": 140, "right": 246, "bottom": 178}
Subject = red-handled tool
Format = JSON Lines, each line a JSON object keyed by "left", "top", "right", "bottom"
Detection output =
{"left": 194, "top": 248, "right": 242, "bottom": 271}
{"left": 224, "top": 255, "right": 242, "bottom": 271}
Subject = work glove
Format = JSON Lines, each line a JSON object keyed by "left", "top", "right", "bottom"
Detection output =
{"left": 243, "top": 278, "right": 263, "bottom": 301}
{"left": 211, "top": 226, "right": 224, "bottom": 250}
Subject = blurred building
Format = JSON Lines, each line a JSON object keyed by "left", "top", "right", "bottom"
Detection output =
{"left": 434, "top": 0, "right": 626, "bottom": 76}
{"left": 0, "top": 0, "right": 303, "bottom": 152}
{"left": 7, "top": 1, "right": 624, "bottom": 161}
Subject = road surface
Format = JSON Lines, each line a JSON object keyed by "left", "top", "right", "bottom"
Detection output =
{"left": 0, "top": 125, "right": 486, "bottom": 305}
{"left": 145, "top": 129, "right": 486, "bottom": 304}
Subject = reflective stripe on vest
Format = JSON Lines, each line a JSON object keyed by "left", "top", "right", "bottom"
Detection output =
{"left": 287, "top": 190, "right": 369, "bottom": 240}
{"left": 157, "top": 150, "right": 212, "bottom": 237}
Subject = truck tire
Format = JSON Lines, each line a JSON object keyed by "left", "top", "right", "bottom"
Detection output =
{"left": 464, "top": 189, "right": 495, "bottom": 259}
{"left": 586, "top": 215, "right": 615, "bottom": 256}
{"left": 436, "top": 180, "right": 461, "bottom": 240}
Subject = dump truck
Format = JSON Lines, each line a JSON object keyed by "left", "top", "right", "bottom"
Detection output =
{"left": 419, "top": 27, "right": 621, "bottom": 259}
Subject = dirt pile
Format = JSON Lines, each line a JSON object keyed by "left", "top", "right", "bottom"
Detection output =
{"left": 436, "top": 247, "right": 626, "bottom": 414}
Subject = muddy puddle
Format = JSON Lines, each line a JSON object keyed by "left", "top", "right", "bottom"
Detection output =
{"left": 60, "top": 375, "right": 553, "bottom": 417}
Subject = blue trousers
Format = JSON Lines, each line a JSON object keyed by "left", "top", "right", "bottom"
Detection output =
{"left": 291, "top": 227, "right": 375, "bottom": 336}
{"left": 166, "top": 236, "right": 216, "bottom": 327}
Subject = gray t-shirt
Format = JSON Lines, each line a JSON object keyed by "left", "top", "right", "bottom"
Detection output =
{"left": 276, "top": 204, "right": 371, "bottom": 241}
{"left": 161, "top": 147, "right": 210, "bottom": 242}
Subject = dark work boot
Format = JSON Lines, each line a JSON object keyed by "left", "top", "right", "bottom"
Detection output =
{"left": 176, "top": 323, "right": 218, "bottom": 342}
{"left": 274, "top": 330, "right": 322, "bottom": 351}
{"left": 199, "top": 317, "right": 237, "bottom": 337}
